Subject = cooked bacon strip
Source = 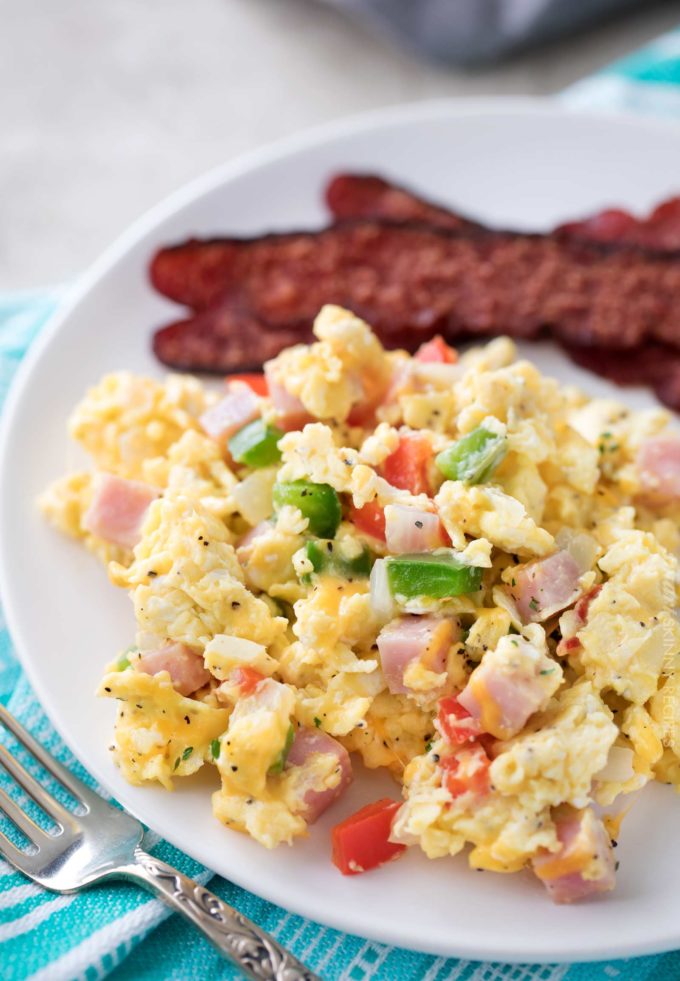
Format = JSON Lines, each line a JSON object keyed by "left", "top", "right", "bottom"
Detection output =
{"left": 326, "top": 174, "right": 680, "bottom": 252}
{"left": 325, "top": 173, "right": 483, "bottom": 232}
{"left": 323, "top": 176, "right": 680, "bottom": 409}
{"left": 565, "top": 342, "right": 680, "bottom": 413}
{"left": 150, "top": 221, "right": 680, "bottom": 375}
{"left": 557, "top": 196, "right": 680, "bottom": 250}
{"left": 153, "top": 306, "right": 312, "bottom": 374}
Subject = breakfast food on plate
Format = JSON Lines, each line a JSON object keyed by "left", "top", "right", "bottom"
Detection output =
{"left": 151, "top": 221, "right": 680, "bottom": 369}
{"left": 325, "top": 174, "right": 680, "bottom": 411}
{"left": 325, "top": 173, "right": 485, "bottom": 232}
{"left": 150, "top": 175, "right": 680, "bottom": 413}
{"left": 42, "top": 304, "right": 680, "bottom": 902}
{"left": 325, "top": 173, "right": 680, "bottom": 250}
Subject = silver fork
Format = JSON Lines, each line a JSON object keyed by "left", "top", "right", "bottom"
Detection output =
{"left": 0, "top": 704, "right": 319, "bottom": 981}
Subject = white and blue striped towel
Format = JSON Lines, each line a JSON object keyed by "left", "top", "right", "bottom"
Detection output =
{"left": 4, "top": 26, "right": 680, "bottom": 980}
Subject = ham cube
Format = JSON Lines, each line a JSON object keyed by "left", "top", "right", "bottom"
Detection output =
{"left": 82, "top": 473, "right": 158, "bottom": 549}
{"left": 138, "top": 642, "right": 210, "bottom": 696}
{"left": 458, "top": 635, "right": 562, "bottom": 740}
{"left": 532, "top": 807, "right": 616, "bottom": 903}
{"left": 377, "top": 615, "right": 458, "bottom": 695}
{"left": 263, "top": 365, "right": 312, "bottom": 432}
{"left": 637, "top": 436, "right": 680, "bottom": 503}
{"left": 510, "top": 551, "right": 581, "bottom": 624}
{"left": 384, "top": 505, "right": 447, "bottom": 554}
{"left": 199, "top": 381, "right": 260, "bottom": 445}
{"left": 287, "top": 728, "right": 352, "bottom": 823}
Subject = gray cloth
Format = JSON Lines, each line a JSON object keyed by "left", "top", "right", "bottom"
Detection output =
{"left": 321, "top": 0, "right": 645, "bottom": 64}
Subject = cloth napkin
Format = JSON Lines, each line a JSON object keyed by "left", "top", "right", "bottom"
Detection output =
{"left": 4, "top": 28, "right": 680, "bottom": 981}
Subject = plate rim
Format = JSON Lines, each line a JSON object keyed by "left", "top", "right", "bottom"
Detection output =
{"left": 2, "top": 94, "right": 680, "bottom": 964}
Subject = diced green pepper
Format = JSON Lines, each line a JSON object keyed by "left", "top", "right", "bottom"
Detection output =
{"left": 268, "top": 724, "right": 295, "bottom": 775}
{"left": 210, "top": 738, "right": 221, "bottom": 760}
{"left": 435, "top": 426, "right": 507, "bottom": 484}
{"left": 273, "top": 480, "right": 341, "bottom": 538}
{"left": 303, "top": 538, "right": 372, "bottom": 582}
{"left": 385, "top": 551, "right": 483, "bottom": 599}
{"left": 228, "top": 419, "right": 284, "bottom": 468}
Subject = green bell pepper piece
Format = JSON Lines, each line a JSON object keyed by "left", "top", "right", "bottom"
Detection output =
{"left": 273, "top": 480, "right": 341, "bottom": 538}
{"left": 385, "top": 551, "right": 483, "bottom": 599}
{"left": 435, "top": 426, "right": 507, "bottom": 484}
{"left": 303, "top": 538, "right": 372, "bottom": 582}
{"left": 228, "top": 419, "right": 284, "bottom": 468}
{"left": 268, "top": 724, "right": 295, "bottom": 775}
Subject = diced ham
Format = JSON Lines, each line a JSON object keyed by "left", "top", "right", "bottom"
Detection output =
{"left": 532, "top": 807, "right": 616, "bottom": 903}
{"left": 236, "top": 520, "right": 272, "bottom": 551}
{"left": 384, "top": 505, "right": 446, "bottom": 554}
{"left": 138, "top": 642, "right": 210, "bottom": 696}
{"left": 199, "top": 381, "right": 260, "bottom": 445}
{"left": 287, "top": 727, "right": 352, "bottom": 823}
{"left": 376, "top": 615, "right": 458, "bottom": 695}
{"left": 82, "top": 473, "right": 159, "bottom": 549}
{"left": 458, "top": 636, "right": 561, "bottom": 740}
{"left": 263, "top": 365, "right": 312, "bottom": 431}
{"left": 637, "top": 436, "right": 680, "bottom": 503}
{"left": 459, "top": 669, "right": 544, "bottom": 741}
{"left": 510, "top": 550, "right": 581, "bottom": 624}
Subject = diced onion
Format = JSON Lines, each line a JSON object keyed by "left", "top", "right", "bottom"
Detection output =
{"left": 555, "top": 529, "right": 599, "bottom": 575}
{"left": 594, "top": 746, "right": 635, "bottom": 784}
{"left": 231, "top": 468, "right": 278, "bottom": 525}
{"left": 370, "top": 558, "right": 396, "bottom": 621}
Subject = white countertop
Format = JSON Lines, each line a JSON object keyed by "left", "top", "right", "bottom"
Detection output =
{"left": 3, "top": 0, "right": 680, "bottom": 289}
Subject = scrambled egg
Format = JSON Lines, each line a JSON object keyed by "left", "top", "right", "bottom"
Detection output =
{"left": 42, "top": 304, "right": 680, "bottom": 894}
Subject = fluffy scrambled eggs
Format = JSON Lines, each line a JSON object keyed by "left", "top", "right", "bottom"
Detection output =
{"left": 41, "top": 305, "right": 680, "bottom": 901}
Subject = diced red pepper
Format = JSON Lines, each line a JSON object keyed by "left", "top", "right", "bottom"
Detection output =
{"left": 440, "top": 746, "right": 491, "bottom": 800}
{"left": 382, "top": 434, "right": 433, "bottom": 496}
{"left": 232, "top": 666, "right": 265, "bottom": 695}
{"left": 332, "top": 799, "right": 406, "bottom": 875}
{"left": 349, "top": 501, "right": 386, "bottom": 542}
{"left": 436, "top": 695, "right": 481, "bottom": 745}
{"left": 574, "top": 584, "right": 602, "bottom": 623}
{"left": 415, "top": 336, "right": 458, "bottom": 364}
{"left": 225, "top": 373, "right": 269, "bottom": 397}
{"left": 347, "top": 401, "right": 377, "bottom": 427}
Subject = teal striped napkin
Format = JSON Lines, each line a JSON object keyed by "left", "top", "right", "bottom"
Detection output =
{"left": 4, "top": 27, "right": 680, "bottom": 978}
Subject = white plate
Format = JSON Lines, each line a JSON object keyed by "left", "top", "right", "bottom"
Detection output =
{"left": 1, "top": 97, "right": 680, "bottom": 964}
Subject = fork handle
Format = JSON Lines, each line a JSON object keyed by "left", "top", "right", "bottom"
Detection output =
{"left": 121, "top": 848, "right": 320, "bottom": 981}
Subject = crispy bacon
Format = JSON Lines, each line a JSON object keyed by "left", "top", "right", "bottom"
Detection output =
{"left": 325, "top": 173, "right": 483, "bottom": 232}
{"left": 564, "top": 342, "right": 680, "bottom": 413}
{"left": 557, "top": 196, "right": 680, "bottom": 250}
{"left": 323, "top": 175, "right": 680, "bottom": 410}
{"left": 150, "top": 176, "right": 680, "bottom": 410}
{"left": 326, "top": 173, "right": 680, "bottom": 251}
{"left": 151, "top": 221, "right": 680, "bottom": 374}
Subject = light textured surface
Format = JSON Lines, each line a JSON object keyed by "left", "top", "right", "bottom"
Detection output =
{"left": 2, "top": 0, "right": 680, "bottom": 288}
